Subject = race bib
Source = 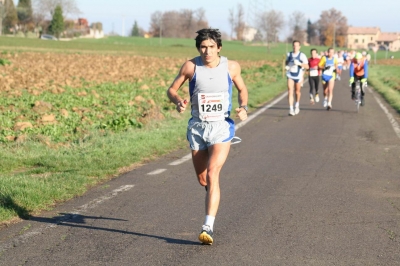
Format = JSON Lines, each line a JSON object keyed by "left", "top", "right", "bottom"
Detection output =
{"left": 198, "top": 93, "right": 225, "bottom": 121}
{"left": 323, "top": 67, "right": 334, "bottom": 76}
{"left": 290, "top": 64, "right": 299, "bottom": 73}
{"left": 310, "top": 68, "right": 319, "bottom": 77}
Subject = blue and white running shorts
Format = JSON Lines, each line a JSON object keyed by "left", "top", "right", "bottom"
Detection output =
{"left": 187, "top": 117, "right": 235, "bottom": 150}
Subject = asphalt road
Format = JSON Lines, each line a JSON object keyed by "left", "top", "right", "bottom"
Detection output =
{"left": 1, "top": 72, "right": 400, "bottom": 266}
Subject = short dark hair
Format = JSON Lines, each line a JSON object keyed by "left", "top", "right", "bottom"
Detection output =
{"left": 292, "top": 40, "right": 300, "bottom": 45}
{"left": 328, "top": 47, "right": 334, "bottom": 53}
{"left": 195, "top": 28, "right": 222, "bottom": 49}
{"left": 311, "top": 48, "right": 317, "bottom": 53}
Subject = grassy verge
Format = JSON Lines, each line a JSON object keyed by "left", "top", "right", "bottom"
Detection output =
{"left": 0, "top": 61, "right": 286, "bottom": 224}
{"left": 368, "top": 65, "right": 400, "bottom": 113}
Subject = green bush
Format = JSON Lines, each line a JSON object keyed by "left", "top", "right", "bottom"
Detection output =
{"left": 15, "top": 31, "right": 26, "bottom": 38}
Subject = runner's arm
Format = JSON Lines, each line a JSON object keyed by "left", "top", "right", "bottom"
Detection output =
{"left": 349, "top": 62, "right": 354, "bottom": 77}
{"left": 318, "top": 56, "right": 326, "bottom": 70}
{"left": 167, "top": 60, "right": 194, "bottom": 112}
{"left": 363, "top": 60, "right": 369, "bottom": 78}
{"left": 300, "top": 54, "right": 309, "bottom": 70}
{"left": 229, "top": 61, "right": 248, "bottom": 107}
{"left": 229, "top": 61, "right": 248, "bottom": 120}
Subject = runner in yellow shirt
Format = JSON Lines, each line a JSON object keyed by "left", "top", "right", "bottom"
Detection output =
{"left": 318, "top": 47, "right": 338, "bottom": 110}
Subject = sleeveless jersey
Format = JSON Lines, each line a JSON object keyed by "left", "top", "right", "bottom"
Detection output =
{"left": 189, "top": 56, "right": 233, "bottom": 120}
{"left": 286, "top": 52, "right": 307, "bottom": 79}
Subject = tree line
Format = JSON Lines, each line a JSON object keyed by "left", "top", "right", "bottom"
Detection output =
{"left": 0, "top": 0, "right": 100, "bottom": 38}
{"left": 133, "top": 6, "right": 348, "bottom": 47}
{"left": 229, "top": 5, "right": 348, "bottom": 47}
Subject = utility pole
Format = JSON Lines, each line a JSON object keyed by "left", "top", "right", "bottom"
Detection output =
{"left": 0, "top": 0, "right": 5, "bottom": 36}
{"left": 122, "top": 15, "right": 125, "bottom": 37}
{"left": 333, "top": 23, "right": 336, "bottom": 49}
{"left": 159, "top": 13, "right": 162, "bottom": 45}
{"left": 333, "top": 17, "right": 343, "bottom": 49}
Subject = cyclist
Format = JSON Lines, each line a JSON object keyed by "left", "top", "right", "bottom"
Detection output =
{"left": 167, "top": 28, "right": 248, "bottom": 245}
{"left": 285, "top": 40, "right": 309, "bottom": 116}
{"left": 308, "top": 48, "right": 321, "bottom": 104}
{"left": 318, "top": 47, "right": 338, "bottom": 110}
{"left": 349, "top": 52, "right": 368, "bottom": 105}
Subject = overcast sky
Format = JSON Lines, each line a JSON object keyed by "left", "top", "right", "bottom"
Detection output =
{"left": 72, "top": 0, "right": 399, "bottom": 38}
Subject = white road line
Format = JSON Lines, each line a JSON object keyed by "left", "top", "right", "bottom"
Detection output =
{"left": 167, "top": 91, "right": 289, "bottom": 166}
{"left": 0, "top": 185, "right": 134, "bottom": 253}
{"left": 72, "top": 185, "right": 134, "bottom": 213}
{"left": 235, "top": 91, "right": 288, "bottom": 130}
{"left": 147, "top": 169, "right": 167, "bottom": 175}
{"left": 370, "top": 88, "right": 400, "bottom": 139}
{"left": 169, "top": 154, "right": 192, "bottom": 166}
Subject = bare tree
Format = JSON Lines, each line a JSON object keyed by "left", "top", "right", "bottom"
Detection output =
{"left": 288, "top": 11, "right": 306, "bottom": 43}
{"left": 227, "top": 4, "right": 245, "bottom": 41}
{"left": 228, "top": 7, "right": 235, "bottom": 39}
{"left": 317, "top": 8, "right": 348, "bottom": 47}
{"left": 149, "top": 11, "right": 162, "bottom": 37}
{"left": 149, "top": 9, "right": 208, "bottom": 38}
{"left": 257, "top": 9, "right": 285, "bottom": 44}
{"left": 33, "top": 0, "right": 80, "bottom": 19}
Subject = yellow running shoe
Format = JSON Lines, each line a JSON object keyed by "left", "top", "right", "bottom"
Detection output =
{"left": 199, "top": 225, "right": 213, "bottom": 245}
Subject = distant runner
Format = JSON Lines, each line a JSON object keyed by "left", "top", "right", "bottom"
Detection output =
{"left": 167, "top": 28, "right": 248, "bottom": 245}
{"left": 285, "top": 40, "right": 309, "bottom": 116}
{"left": 319, "top": 47, "right": 338, "bottom": 110}
{"left": 336, "top": 51, "right": 344, "bottom": 80}
{"left": 308, "top": 48, "right": 321, "bottom": 104}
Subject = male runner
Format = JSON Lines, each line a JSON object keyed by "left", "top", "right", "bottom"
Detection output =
{"left": 285, "top": 40, "right": 309, "bottom": 116}
{"left": 308, "top": 48, "right": 321, "bottom": 104}
{"left": 349, "top": 52, "right": 368, "bottom": 106}
{"left": 318, "top": 47, "right": 338, "bottom": 110}
{"left": 336, "top": 51, "right": 344, "bottom": 80}
{"left": 167, "top": 28, "right": 248, "bottom": 245}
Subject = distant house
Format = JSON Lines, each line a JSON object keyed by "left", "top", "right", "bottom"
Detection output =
{"left": 347, "top": 27, "right": 400, "bottom": 51}
{"left": 377, "top": 32, "right": 400, "bottom": 51}
{"left": 242, "top": 27, "right": 257, "bottom": 42}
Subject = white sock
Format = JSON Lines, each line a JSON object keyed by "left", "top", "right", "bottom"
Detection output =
{"left": 328, "top": 102, "right": 332, "bottom": 105}
{"left": 204, "top": 215, "right": 215, "bottom": 231}
{"left": 295, "top": 102, "right": 299, "bottom": 108}
{"left": 324, "top": 97, "right": 328, "bottom": 101}
{"left": 290, "top": 106, "right": 294, "bottom": 111}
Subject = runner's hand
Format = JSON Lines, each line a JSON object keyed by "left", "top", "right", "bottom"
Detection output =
{"left": 177, "top": 99, "right": 188, "bottom": 113}
{"left": 285, "top": 65, "right": 290, "bottom": 71}
{"left": 294, "top": 59, "right": 301, "bottom": 66}
{"left": 349, "top": 77, "right": 354, "bottom": 85}
{"left": 361, "top": 78, "right": 367, "bottom": 83}
{"left": 235, "top": 107, "right": 248, "bottom": 121}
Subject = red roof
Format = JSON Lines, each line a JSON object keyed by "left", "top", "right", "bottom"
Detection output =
{"left": 348, "top": 27, "right": 380, "bottom": 35}
{"left": 377, "top": 33, "right": 400, "bottom": 42}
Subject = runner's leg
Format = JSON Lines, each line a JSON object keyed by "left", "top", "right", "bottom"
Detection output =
{"left": 295, "top": 81, "right": 302, "bottom": 104}
{"left": 287, "top": 78, "right": 295, "bottom": 108}
{"left": 191, "top": 149, "right": 208, "bottom": 188}
{"left": 205, "top": 142, "right": 231, "bottom": 217}
{"left": 327, "top": 79, "right": 335, "bottom": 107}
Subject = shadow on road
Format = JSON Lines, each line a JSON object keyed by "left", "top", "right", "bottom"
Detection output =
{"left": 28, "top": 212, "right": 200, "bottom": 246}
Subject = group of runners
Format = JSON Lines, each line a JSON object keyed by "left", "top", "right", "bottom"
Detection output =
{"left": 285, "top": 40, "right": 370, "bottom": 114}
{"left": 167, "top": 29, "right": 370, "bottom": 245}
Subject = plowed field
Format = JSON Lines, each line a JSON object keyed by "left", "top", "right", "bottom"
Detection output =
{"left": 0, "top": 51, "right": 278, "bottom": 145}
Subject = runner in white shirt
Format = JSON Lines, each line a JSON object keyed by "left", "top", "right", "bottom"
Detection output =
{"left": 336, "top": 51, "right": 344, "bottom": 80}
{"left": 284, "top": 40, "right": 309, "bottom": 116}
